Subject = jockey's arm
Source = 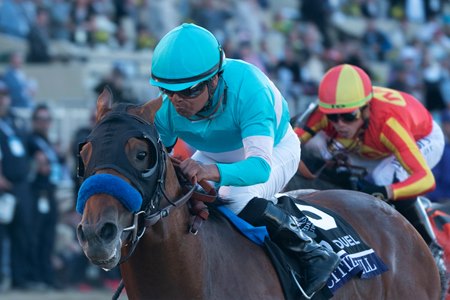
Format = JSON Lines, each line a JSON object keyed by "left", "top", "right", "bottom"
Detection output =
{"left": 380, "top": 119, "right": 435, "bottom": 200}
{"left": 294, "top": 109, "right": 328, "bottom": 144}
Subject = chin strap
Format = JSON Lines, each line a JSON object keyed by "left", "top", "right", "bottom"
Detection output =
{"left": 189, "top": 77, "right": 227, "bottom": 121}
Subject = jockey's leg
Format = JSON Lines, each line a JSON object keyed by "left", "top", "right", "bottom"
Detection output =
{"left": 239, "top": 197, "right": 340, "bottom": 297}
{"left": 393, "top": 197, "right": 437, "bottom": 245}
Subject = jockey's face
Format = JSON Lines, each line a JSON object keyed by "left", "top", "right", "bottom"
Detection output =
{"left": 167, "top": 75, "right": 218, "bottom": 118}
{"left": 327, "top": 109, "right": 364, "bottom": 139}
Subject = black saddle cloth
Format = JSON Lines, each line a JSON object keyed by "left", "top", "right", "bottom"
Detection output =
{"left": 265, "top": 195, "right": 388, "bottom": 300}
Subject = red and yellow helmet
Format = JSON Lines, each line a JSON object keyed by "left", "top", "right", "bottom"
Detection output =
{"left": 318, "top": 64, "right": 373, "bottom": 114}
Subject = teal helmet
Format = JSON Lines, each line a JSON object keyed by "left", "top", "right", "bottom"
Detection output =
{"left": 150, "top": 23, "right": 224, "bottom": 91}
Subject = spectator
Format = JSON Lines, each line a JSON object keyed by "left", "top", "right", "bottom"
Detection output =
{"left": 60, "top": 108, "right": 95, "bottom": 289}
{"left": 360, "top": 0, "right": 387, "bottom": 19}
{"left": 90, "top": 14, "right": 117, "bottom": 49}
{"left": 93, "top": 64, "right": 136, "bottom": 104}
{"left": 70, "top": 107, "right": 95, "bottom": 208}
{"left": 27, "top": 6, "right": 52, "bottom": 63}
{"left": 388, "top": 63, "right": 412, "bottom": 93}
{"left": 27, "top": 103, "right": 65, "bottom": 289}
{"left": 300, "top": 0, "right": 333, "bottom": 48}
{"left": 0, "top": 79, "right": 36, "bottom": 290}
{"left": 135, "top": 23, "right": 156, "bottom": 51}
{"left": 275, "top": 45, "right": 303, "bottom": 112}
{"left": 0, "top": 0, "right": 35, "bottom": 39}
{"left": 234, "top": 0, "right": 267, "bottom": 48}
{"left": 191, "top": 0, "right": 232, "bottom": 38}
{"left": 48, "top": 0, "right": 71, "bottom": 41}
{"left": 405, "top": 0, "right": 427, "bottom": 23}
{"left": 136, "top": 0, "right": 182, "bottom": 41}
{"left": 422, "top": 52, "right": 447, "bottom": 115}
{"left": 0, "top": 81, "right": 12, "bottom": 292}
{"left": 67, "top": 106, "right": 122, "bottom": 290}
{"left": 111, "top": 22, "right": 134, "bottom": 51}
{"left": 2, "top": 51, "right": 37, "bottom": 109}
{"left": 440, "top": 56, "right": 450, "bottom": 109}
{"left": 68, "top": 0, "right": 95, "bottom": 46}
{"left": 236, "top": 40, "right": 268, "bottom": 74}
{"left": 396, "top": 45, "right": 424, "bottom": 100}
{"left": 361, "top": 18, "right": 392, "bottom": 61}
{"left": 428, "top": 109, "right": 450, "bottom": 202}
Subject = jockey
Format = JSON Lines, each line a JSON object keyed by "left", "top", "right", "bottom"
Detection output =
{"left": 295, "top": 64, "right": 445, "bottom": 246}
{"left": 150, "top": 23, "right": 339, "bottom": 296}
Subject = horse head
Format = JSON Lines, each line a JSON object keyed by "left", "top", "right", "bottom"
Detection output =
{"left": 76, "top": 88, "right": 179, "bottom": 270}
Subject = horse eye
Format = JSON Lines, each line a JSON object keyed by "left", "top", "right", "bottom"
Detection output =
{"left": 137, "top": 151, "right": 147, "bottom": 161}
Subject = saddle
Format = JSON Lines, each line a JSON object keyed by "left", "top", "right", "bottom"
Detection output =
{"left": 174, "top": 163, "right": 387, "bottom": 299}
{"left": 214, "top": 195, "right": 388, "bottom": 300}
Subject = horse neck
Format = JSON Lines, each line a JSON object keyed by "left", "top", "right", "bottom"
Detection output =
{"left": 120, "top": 160, "right": 207, "bottom": 298}
{"left": 120, "top": 178, "right": 282, "bottom": 299}
{"left": 119, "top": 159, "right": 282, "bottom": 299}
{"left": 120, "top": 207, "right": 217, "bottom": 300}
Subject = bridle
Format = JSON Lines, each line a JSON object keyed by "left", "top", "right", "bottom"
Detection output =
{"left": 77, "top": 104, "right": 198, "bottom": 262}
{"left": 77, "top": 104, "right": 218, "bottom": 300}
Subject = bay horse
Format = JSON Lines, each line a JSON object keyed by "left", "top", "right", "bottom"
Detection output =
{"left": 76, "top": 89, "right": 440, "bottom": 300}
{"left": 285, "top": 166, "right": 448, "bottom": 300}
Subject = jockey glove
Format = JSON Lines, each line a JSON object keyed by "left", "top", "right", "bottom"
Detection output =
{"left": 357, "top": 179, "right": 389, "bottom": 201}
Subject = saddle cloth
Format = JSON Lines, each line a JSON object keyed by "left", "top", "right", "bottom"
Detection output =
{"left": 216, "top": 195, "right": 388, "bottom": 299}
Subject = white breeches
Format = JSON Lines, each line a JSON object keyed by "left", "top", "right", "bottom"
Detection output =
{"left": 192, "top": 126, "right": 301, "bottom": 214}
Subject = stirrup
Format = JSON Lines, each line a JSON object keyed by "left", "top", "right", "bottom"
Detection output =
{"left": 290, "top": 269, "right": 317, "bottom": 300}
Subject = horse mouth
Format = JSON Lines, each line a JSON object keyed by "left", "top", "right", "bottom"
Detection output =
{"left": 88, "top": 247, "right": 120, "bottom": 270}
{"left": 93, "top": 256, "right": 118, "bottom": 270}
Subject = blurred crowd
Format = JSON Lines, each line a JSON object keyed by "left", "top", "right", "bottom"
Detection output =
{"left": 0, "top": 80, "right": 121, "bottom": 293}
{"left": 0, "top": 0, "right": 449, "bottom": 294}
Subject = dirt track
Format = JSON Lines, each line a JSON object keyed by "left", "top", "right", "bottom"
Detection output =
{"left": 1, "top": 289, "right": 128, "bottom": 300}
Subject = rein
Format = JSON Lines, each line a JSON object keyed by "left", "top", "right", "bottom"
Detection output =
{"left": 79, "top": 106, "right": 218, "bottom": 299}
{"left": 112, "top": 157, "right": 217, "bottom": 300}
{"left": 117, "top": 155, "right": 217, "bottom": 263}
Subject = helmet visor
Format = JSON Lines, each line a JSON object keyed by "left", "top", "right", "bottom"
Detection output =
{"left": 159, "top": 80, "right": 208, "bottom": 98}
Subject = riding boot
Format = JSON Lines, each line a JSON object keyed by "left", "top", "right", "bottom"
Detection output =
{"left": 239, "top": 198, "right": 340, "bottom": 297}
{"left": 393, "top": 197, "right": 437, "bottom": 245}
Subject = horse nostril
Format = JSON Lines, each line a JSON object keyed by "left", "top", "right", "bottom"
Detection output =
{"left": 99, "top": 222, "right": 118, "bottom": 243}
{"left": 77, "top": 224, "right": 86, "bottom": 243}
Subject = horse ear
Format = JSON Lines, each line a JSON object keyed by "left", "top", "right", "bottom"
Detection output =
{"left": 96, "top": 87, "right": 113, "bottom": 122}
{"left": 135, "top": 96, "right": 162, "bottom": 123}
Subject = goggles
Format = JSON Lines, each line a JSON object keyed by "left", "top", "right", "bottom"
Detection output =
{"left": 326, "top": 109, "right": 361, "bottom": 123}
{"left": 160, "top": 80, "right": 208, "bottom": 98}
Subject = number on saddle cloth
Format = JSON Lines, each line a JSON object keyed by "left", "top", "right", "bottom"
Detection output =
{"left": 266, "top": 196, "right": 388, "bottom": 299}
{"left": 215, "top": 195, "right": 387, "bottom": 299}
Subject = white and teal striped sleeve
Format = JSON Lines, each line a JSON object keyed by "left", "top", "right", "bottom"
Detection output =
{"left": 217, "top": 86, "right": 276, "bottom": 186}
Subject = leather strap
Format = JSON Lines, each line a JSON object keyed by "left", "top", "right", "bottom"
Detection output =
{"left": 297, "top": 160, "right": 317, "bottom": 179}
{"left": 170, "top": 156, "right": 219, "bottom": 234}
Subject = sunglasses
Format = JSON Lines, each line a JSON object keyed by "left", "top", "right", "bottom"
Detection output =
{"left": 160, "top": 80, "right": 208, "bottom": 98}
{"left": 326, "top": 110, "right": 361, "bottom": 123}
